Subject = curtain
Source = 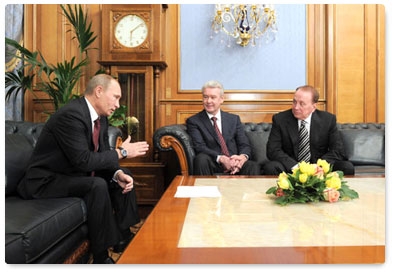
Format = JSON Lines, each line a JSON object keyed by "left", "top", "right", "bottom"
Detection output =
{"left": 5, "top": 4, "right": 24, "bottom": 121}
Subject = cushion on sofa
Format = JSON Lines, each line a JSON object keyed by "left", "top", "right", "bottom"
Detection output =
{"left": 5, "top": 134, "right": 34, "bottom": 196}
{"left": 340, "top": 129, "right": 385, "bottom": 166}
{"left": 245, "top": 131, "right": 269, "bottom": 165}
{"left": 244, "top": 122, "right": 272, "bottom": 165}
{"left": 5, "top": 196, "right": 87, "bottom": 263}
{"left": 5, "top": 233, "right": 25, "bottom": 263}
{"left": 5, "top": 121, "right": 44, "bottom": 146}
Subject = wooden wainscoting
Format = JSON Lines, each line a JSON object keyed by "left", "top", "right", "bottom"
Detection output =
{"left": 158, "top": 98, "right": 327, "bottom": 125}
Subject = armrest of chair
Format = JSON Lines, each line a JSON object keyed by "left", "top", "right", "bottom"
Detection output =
{"left": 108, "top": 126, "right": 123, "bottom": 150}
{"left": 153, "top": 124, "right": 195, "bottom": 176}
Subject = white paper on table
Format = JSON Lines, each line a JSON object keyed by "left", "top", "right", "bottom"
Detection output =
{"left": 174, "top": 186, "right": 222, "bottom": 198}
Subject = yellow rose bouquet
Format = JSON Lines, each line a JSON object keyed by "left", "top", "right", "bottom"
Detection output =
{"left": 266, "top": 159, "right": 359, "bottom": 206}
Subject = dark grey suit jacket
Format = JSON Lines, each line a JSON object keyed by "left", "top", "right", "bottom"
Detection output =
{"left": 266, "top": 109, "right": 347, "bottom": 171}
{"left": 186, "top": 110, "right": 251, "bottom": 161}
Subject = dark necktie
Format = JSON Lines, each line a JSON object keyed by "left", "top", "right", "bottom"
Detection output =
{"left": 298, "top": 120, "right": 311, "bottom": 163}
{"left": 211, "top": 116, "right": 230, "bottom": 157}
{"left": 91, "top": 118, "right": 100, "bottom": 176}
{"left": 93, "top": 117, "right": 100, "bottom": 152}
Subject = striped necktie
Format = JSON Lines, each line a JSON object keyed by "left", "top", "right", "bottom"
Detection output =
{"left": 298, "top": 120, "right": 311, "bottom": 162}
{"left": 211, "top": 116, "right": 230, "bottom": 157}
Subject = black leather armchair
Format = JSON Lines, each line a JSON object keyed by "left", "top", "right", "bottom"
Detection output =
{"left": 5, "top": 121, "right": 122, "bottom": 264}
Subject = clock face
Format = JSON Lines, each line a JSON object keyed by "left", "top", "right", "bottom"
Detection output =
{"left": 115, "top": 14, "right": 148, "bottom": 48}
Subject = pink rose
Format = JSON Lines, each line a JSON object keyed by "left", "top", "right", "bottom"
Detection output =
{"left": 323, "top": 188, "right": 340, "bottom": 203}
{"left": 315, "top": 166, "right": 325, "bottom": 179}
{"left": 276, "top": 188, "right": 284, "bottom": 197}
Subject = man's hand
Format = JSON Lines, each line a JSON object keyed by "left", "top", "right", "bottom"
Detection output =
{"left": 219, "top": 154, "right": 248, "bottom": 174}
{"left": 219, "top": 156, "right": 239, "bottom": 174}
{"left": 121, "top": 136, "right": 149, "bottom": 158}
{"left": 115, "top": 171, "right": 134, "bottom": 194}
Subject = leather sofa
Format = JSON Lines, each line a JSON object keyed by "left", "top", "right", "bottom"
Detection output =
{"left": 5, "top": 120, "right": 122, "bottom": 264}
{"left": 153, "top": 122, "right": 385, "bottom": 176}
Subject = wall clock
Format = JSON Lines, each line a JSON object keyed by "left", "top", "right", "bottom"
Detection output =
{"left": 114, "top": 14, "right": 148, "bottom": 48}
{"left": 101, "top": 4, "right": 166, "bottom": 60}
{"left": 110, "top": 9, "right": 151, "bottom": 52}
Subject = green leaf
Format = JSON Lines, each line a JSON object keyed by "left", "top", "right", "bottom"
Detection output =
{"left": 339, "top": 183, "right": 359, "bottom": 200}
{"left": 61, "top": 4, "right": 97, "bottom": 54}
{"left": 274, "top": 196, "right": 288, "bottom": 206}
{"left": 108, "top": 105, "right": 128, "bottom": 127}
{"left": 266, "top": 186, "right": 277, "bottom": 194}
{"left": 5, "top": 69, "right": 35, "bottom": 101}
{"left": 5, "top": 5, "right": 98, "bottom": 113}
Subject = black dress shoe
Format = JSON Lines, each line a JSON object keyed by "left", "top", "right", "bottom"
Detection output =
{"left": 113, "top": 232, "right": 135, "bottom": 253}
{"left": 92, "top": 256, "right": 115, "bottom": 264}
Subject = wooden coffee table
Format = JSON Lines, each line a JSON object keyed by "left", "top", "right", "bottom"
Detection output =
{"left": 117, "top": 175, "right": 385, "bottom": 264}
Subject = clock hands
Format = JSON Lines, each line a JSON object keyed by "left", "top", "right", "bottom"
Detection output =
{"left": 129, "top": 23, "right": 144, "bottom": 40}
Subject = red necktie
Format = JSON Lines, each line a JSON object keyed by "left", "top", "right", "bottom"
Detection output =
{"left": 211, "top": 117, "right": 230, "bottom": 157}
{"left": 93, "top": 118, "right": 100, "bottom": 152}
{"left": 91, "top": 118, "right": 100, "bottom": 176}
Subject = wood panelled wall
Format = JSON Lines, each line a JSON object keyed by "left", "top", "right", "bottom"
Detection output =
{"left": 23, "top": 4, "right": 385, "bottom": 125}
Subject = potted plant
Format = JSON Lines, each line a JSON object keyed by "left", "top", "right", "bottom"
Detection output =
{"left": 5, "top": 4, "right": 126, "bottom": 126}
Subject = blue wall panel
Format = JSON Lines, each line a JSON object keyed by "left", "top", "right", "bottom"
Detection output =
{"left": 180, "top": 4, "right": 306, "bottom": 90}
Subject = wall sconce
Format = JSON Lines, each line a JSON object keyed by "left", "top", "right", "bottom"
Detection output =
{"left": 211, "top": 4, "right": 277, "bottom": 47}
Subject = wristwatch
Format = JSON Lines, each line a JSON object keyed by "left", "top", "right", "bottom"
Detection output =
{"left": 117, "top": 146, "right": 127, "bottom": 159}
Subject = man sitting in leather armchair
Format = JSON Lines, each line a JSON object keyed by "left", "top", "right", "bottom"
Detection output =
{"left": 17, "top": 74, "right": 149, "bottom": 263}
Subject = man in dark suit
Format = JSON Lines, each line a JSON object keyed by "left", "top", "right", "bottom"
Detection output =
{"left": 263, "top": 85, "right": 354, "bottom": 175}
{"left": 186, "top": 80, "right": 260, "bottom": 175}
{"left": 17, "top": 74, "right": 149, "bottom": 263}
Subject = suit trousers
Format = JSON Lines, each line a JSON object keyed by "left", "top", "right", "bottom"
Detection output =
{"left": 17, "top": 172, "right": 140, "bottom": 256}
{"left": 193, "top": 153, "right": 260, "bottom": 175}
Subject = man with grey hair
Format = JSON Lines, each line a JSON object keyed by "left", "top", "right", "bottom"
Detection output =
{"left": 186, "top": 80, "right": 260, "bottom": 175}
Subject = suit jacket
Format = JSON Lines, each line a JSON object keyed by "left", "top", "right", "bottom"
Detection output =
{"left": 20, "top": 97, "right": 120, "bottom": 196}
{"left": 266, "top": 109, "right": 347, "bottom": 171}
{"left": 186, "top": 110, "right": 251, "bottom": 161}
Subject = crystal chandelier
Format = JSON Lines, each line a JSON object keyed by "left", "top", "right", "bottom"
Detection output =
{"left": 211, "top": 4, "right": 277, "bottom": 47}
